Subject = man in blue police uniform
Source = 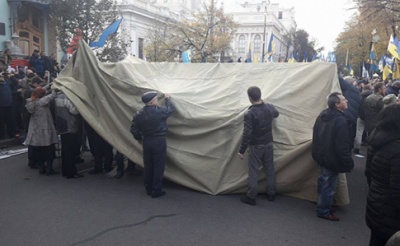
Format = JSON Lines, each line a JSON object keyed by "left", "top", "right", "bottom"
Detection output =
{"left": 130, "top": 91, "right": 175, "bottom": 198}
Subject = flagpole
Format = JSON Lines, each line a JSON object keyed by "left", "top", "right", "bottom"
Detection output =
{"left": 261, "top": 6, "right": 267, "bottom": 63}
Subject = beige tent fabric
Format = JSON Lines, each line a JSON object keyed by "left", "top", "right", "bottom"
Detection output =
{"left": 53, "top": 41, "right": 350, "bottom": 204}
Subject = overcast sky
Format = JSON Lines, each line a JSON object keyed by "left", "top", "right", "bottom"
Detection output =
{"left": 275, "top": 0, "right": 357, "bottom": 53}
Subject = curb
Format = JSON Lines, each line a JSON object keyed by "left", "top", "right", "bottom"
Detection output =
{"left": 0, "top": 137, "right": 25, "bottom": 149}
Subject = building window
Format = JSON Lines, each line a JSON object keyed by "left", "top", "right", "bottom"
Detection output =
{"left": 20, "top": 40, "right": 30, "bottom": 55}
{"left": 239, "top": 35, "right": 246, "bottom": 53}
{"left": 0, "top": 23, "right": 5, "bottom": 36}
{"left": 278, "top": 12, "right": 283, "bottom": 19}
{"left": 33, "top": 36, "right": 40, "bottom": 44}
{"left": 32, "top": 14, "right": 40, "bottom": 29}
{"left": 254, "top": 35, "right": 261, "bottom": 53}
{"left": 19, "top": 31, "right": 29, "bottom": 38}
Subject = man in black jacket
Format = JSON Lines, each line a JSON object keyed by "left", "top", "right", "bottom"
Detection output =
{"left": 312, "top": 92, "right": 354, "bottom": 221}
{"left": 131, "top": 91, "right": 175, "bottom": 198}
{"left": 238, "top": 86, "right": 279, "bottom": 206}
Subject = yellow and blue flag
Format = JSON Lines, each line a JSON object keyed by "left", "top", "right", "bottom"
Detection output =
{"left": 387, "top": 35, "right": 400, "bottom": 59}
{"left": 267, "top": 32, "right": 274, "bottom": 61}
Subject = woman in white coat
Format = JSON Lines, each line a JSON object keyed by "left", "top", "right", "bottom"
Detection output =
{"left": 25, "top": 87, "right": 58, "bottom": 175}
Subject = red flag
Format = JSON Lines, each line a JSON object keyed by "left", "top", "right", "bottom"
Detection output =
{"left": 67, "top": 28, "right": 82, "bottom": 54}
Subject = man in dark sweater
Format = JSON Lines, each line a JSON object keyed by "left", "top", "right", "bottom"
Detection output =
{"left": 131, "top": 91, "right": 175, "bottom": 198}
{"left": 238, "top": 86, "right": 279, "bottom": 206}
{"left": 312, "top": 92, "right": 354, "bottom": 221}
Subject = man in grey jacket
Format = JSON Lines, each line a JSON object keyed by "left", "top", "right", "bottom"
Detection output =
{"left": 55, "top": 92, "right": 83, "bottom": 179}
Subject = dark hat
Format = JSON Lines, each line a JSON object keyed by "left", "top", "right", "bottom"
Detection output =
{"left": 141, "top": 91, "right": 157, "bottom": 103}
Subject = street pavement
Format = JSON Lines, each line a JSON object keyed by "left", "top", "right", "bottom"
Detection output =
{"left": 0, "top": 146, "right": 370, "bottom": 246}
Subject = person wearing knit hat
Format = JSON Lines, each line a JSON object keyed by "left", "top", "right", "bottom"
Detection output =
{"left": 383, "top": 94, "right": 397, "bottom": 108}
{"left": 130, "top": 91, "right": 175, "bottom": 198}
{"left": 141, "top": 91, "right": 158, "bottom": 104}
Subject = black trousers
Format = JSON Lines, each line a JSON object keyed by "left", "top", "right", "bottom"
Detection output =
{"left": 30, "top": 144, "right": 55, "bottom": 171}
{"left": 143, "top": 136, "right": 167, "bottom": 194}
{"left": 115, "top": 151, "right": 136, "bottom": 173}
{"left": 85, "top": 122, "right": 113, "bottom": 171}
{"left": 0, "top": 106, "right": 15, "bottom": 139}
{"left": 61, "top": 133, "right": 79, "bottom": 177}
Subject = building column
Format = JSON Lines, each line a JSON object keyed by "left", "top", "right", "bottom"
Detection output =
{"left": 43, "top": 11, "right": 49, "bottom": 54}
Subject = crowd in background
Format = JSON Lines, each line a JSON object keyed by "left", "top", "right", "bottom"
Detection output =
{"left": 337, "top": 75, "right": 400, "bottom": 246}
{"left": 0, "top": 52, "right": 59, "bottom": 141}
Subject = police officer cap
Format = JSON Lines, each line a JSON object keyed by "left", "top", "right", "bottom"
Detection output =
{"left": 141, "top": 91, "right": 157, "bottom": 103}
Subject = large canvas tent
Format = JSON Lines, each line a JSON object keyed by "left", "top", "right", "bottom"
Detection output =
{"left": 53, "top": 41, "right": 349, "bottom": 205}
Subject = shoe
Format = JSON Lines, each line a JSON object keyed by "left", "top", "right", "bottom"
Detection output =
{"left": 115, "top": 171, "right": 123, "bottom": 179}
{"left": 75, "top": 157, "right": 85, "bottom": 163}
{"left": 151, "top": 191, "right": 166, "bottom": 198}
{"left": 240, "top": 196, "right": 256, "bottom": 206}
{"left": 266, "top": 194, "right": 275, "bottom": 202}
{"left": 39, "top": 166, "right": 46, "bottom": 175}
{"left": 88, "top": 169, "right": 102, "bottom": 174}
{"left": 28, "top": 163, "right": 38, "bottom": 169}
{"left": 104, "top": 168, "right": 113, "bottom": 173}
{"left": 46, "top": 170, "right": 59, "bottom": 176}
{"left": 353, "top": 148, "right": 360, "bottom": 154}
{"left": 66, "top": 173, "right": 84, "bottom": 179}
{"left": 317, "top": 213, "right": 340, "bottom": 221}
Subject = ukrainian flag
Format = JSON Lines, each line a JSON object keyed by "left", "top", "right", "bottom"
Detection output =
{"left": 388, "top": 35, "right": 400, "bottom": 60}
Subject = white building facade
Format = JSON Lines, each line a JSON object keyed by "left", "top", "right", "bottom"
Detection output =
{"left": 116, "top": 0, "right": 185, "bottom": 59}
{"left": 116, "top": 0, "right": 296, "bottom": 62}
{"left": 224, "top": 0, "right": 296, "bottom": 62}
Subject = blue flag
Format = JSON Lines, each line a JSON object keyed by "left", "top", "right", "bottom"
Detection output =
{"left": 182, "top": 49, "right": 193, "bottom": 63}
{"left": 311, "top": 53, "right": 317, "bottom": 61}
{"left": 331, "top": 51, "right": 336, "bottom": 63}
{"left": 293, "top": 52, "right": 298, "bottom": 61}
{"left": 303, "top": 51, "right": 308, "bottom": 62}
{"left": 90, "top": 18, "right": 123, "bottom": 48}
{"left": 246, "top": 48, "right": 252, "bottom": 63}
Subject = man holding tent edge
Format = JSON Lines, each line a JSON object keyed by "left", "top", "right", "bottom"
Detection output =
{"left": 130, "top": 91, "right": 175, "bottom": 198}
{"left": 238, "top": 86, "right": 279, "bottom": 206}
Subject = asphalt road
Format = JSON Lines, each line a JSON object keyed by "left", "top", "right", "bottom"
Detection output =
{"left": 0, "top": 147, "right": 370, "bottom": 246}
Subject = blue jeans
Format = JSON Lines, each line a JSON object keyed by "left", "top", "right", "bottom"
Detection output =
{"left": 317, "top": 166, "right": 338, "bottom": 216}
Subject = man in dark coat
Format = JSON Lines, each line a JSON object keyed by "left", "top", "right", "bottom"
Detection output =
{"left": 238, "top": 86, "right": 279, "bottom": 206}
{"left": 131, "top": 91, "right": 175, "bottom": 198}
{"left": 365, "top": 104, "right": 400, "bottom": 246}
{"left": 386, "top": 81, "right": 399, "bottom": 96}
{"left": 340, "top": 77, "right": 361, "bottom": 149}
{"left": 354, "top": 82, "right": 373, "bottom": 154}
{"left": 0, "top": 73, "right": 15, "bottom": 139}
{"left": 312, "top": 92, "right": 354, "bottom": 221}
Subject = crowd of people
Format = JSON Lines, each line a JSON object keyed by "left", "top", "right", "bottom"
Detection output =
{"left": 311, "top": 75, "right": 400, "bottom": 246}
{"left": 0, "top": 48, "right": 63, "bottom": 138}
{"left": 1, "top": 47, "right": 399, "bottom": 245}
